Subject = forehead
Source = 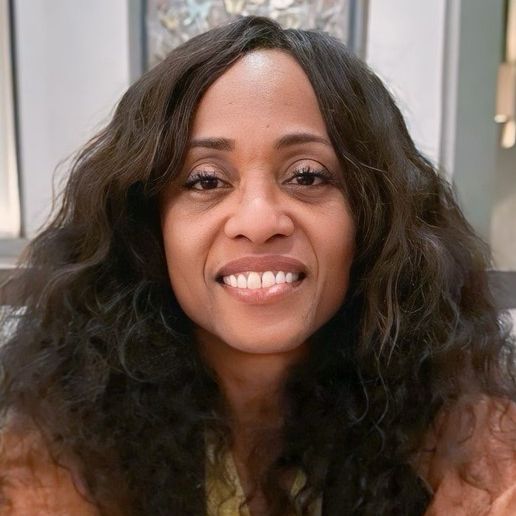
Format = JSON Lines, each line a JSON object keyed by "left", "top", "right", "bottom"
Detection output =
{"left": 191, "top": 49, "right": 328, "bottom": 137}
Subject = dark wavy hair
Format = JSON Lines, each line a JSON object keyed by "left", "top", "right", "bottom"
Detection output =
{"left": 1, "top": 15, "right": 514, "bottom": 516}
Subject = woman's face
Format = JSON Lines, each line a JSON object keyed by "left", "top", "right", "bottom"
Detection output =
{"left": 160, "top": 50, "right": 355, "bottom": 355}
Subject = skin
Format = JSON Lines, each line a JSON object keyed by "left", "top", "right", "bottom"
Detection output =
{"left": 160, "top": 49, "right": 355, "bottom": 512}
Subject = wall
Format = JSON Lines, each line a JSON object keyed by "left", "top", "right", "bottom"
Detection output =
{"left": 449, "top": 0, "right": 505, "bottom": 242}
{"left": 13, "top": 0, "right": 132, "bottom": 236}
{"left": 11, "top": 0, "right": 448, "bottom": 237}
{"left": 10, "top": 0, "right": 516, "bottom": 276}
{"left": 366, "top": 0, "right": 446, "bottom": 167}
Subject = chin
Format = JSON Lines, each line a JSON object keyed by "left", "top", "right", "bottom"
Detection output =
{"left": 224, "top": 331, "right": 308, "bottom": 355}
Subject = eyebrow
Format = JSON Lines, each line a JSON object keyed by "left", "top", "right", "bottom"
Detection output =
{"left": 188, "top": 137, "right": 234, "bottom": 151}
{"left": 274, "top": 132, "right": 332, "bottom": 149}
{"left": 188, "top": 132, "right": 332, "bottom": 152}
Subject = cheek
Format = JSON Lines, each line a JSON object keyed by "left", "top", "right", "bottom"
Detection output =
{"left": 315, "top": 206, "right": 355, "bottom": 314}
{"left": 161, "top": 206, "right": 219, "bottom": 329}
{"left": 161, "top": 211, "right": 203, "bottom": 299}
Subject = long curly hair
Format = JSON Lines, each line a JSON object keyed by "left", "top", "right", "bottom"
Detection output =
{"left": 1, "top": 15, "right": 514, "bottom": 516}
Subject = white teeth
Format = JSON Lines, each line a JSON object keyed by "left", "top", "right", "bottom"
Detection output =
{"left": 237, "top": 274, "right": 247, "bottom": 289}
{"left": 261, "top": 271, "right": 276, "bottom": 288}
{"left": 221, "top": 271, "right": 302, "bottom": 289}
{"left": 247, "top": 272, "right": 261, "bottom": 289}
{"left": 275, "top": 271, "right": 286, "bottom": 284}
{"left": 286, "top": 272, "right": 299, "bottom": 283}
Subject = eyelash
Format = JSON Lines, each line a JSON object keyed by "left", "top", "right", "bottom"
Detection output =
{"left": 183, "top": 166, "right": 334, "bottom": 191}
{"left": 183, "top": 171, "right": 227, "bottom": 191}
{"left": 292, "top": 166, "right": 335, "bottom": 186}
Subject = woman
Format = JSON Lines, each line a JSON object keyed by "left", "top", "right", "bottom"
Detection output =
{"left": 0, "top": 15, "right": 515, "bottom": 516}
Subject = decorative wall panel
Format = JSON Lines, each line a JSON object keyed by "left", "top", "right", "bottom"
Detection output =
{"left": 146, "top": 0, "right": 351, "bottom": 68}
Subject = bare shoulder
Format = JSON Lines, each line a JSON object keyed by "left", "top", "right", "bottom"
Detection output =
{"left": 416, "top": 395, "right": 516, "bottom": 515}
{"left": 0, "top": 414, "right": 100, "bottom": 515}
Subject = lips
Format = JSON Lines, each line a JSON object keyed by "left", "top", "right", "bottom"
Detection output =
{"left": 215, "top": 255, "right": 308, "bottom": 281}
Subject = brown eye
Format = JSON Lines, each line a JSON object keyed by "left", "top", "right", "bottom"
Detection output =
{"left": 287, "top": 166, "right": 332, "bottom": 186}
{"left": 196, "top": 177, "right": 220, "bottom": 190}
{"left": 293, "top": 173, "right": 318, "bottom": 186}
{"left": 184, "top": 172, "right": 227, "bottom": 191}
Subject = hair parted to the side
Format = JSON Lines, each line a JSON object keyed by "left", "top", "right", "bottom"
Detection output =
{"left": 1, "top": 15, "right": 514, "bottom": 516}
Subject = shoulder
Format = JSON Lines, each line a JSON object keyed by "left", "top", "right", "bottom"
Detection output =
{"left": 416, "top": 395, "right": 516, "bottom": 516}
{"left": 0, "top": 414, "right": 100, "bottom": 515}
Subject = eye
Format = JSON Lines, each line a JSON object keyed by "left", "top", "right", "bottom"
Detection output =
{"left": 183, "top": 171, "right": 228, "bottom": 191}
{"left": 286, "top": 165, "right": 333, "bottom": 186}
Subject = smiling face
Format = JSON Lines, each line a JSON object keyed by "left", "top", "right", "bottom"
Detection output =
{"left": 160, "top": 50, "right": 355, "bottom": 356}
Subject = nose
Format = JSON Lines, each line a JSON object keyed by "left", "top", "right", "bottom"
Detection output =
{"left": 224, "top": 180, "right": 294, "bottom": 243}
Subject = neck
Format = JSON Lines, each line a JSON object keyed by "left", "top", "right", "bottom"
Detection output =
{"left": 197, "top": 329, "right": 307, "bottom": 505}
{"left": 196, "top": 330, "right": 306, "bottom": 429}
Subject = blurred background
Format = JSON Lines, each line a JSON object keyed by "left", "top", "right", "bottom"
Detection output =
{"left": 0, "top": 0, "right": 515, "bottom": 324}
